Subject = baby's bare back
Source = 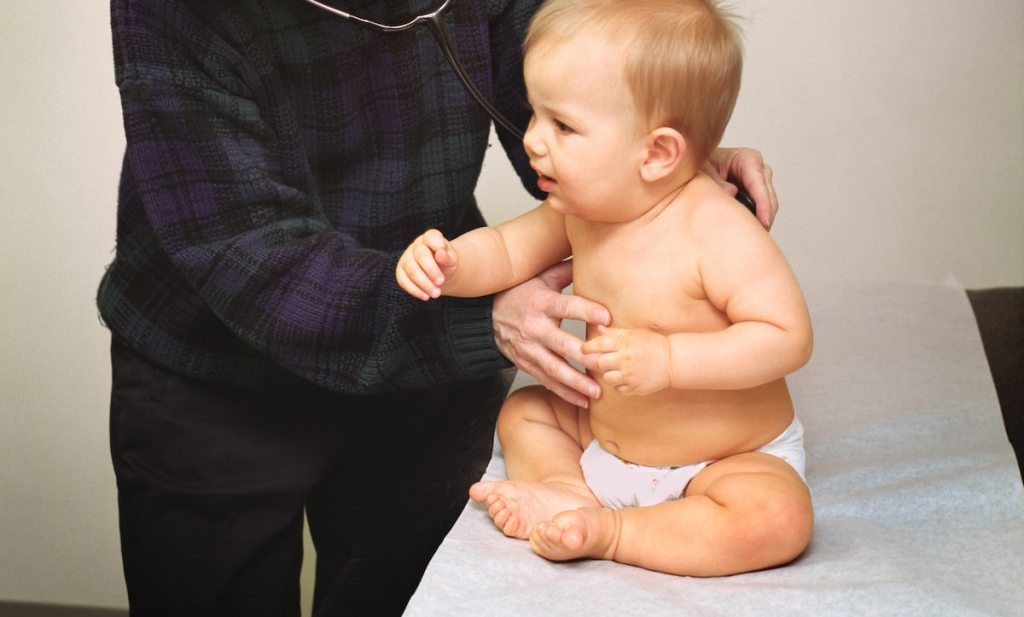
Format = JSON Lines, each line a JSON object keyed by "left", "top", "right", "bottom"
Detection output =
{"left": 569, "top": 193, "right": 795, "bottom": 467}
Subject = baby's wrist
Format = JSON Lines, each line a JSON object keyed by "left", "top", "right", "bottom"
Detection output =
{"left": 665, "top": 334, "right": 684, "bottom": 389}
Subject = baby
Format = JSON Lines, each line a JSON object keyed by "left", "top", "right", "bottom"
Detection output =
{"left": 396, "top": 0, "right": 813, "bottom": 577}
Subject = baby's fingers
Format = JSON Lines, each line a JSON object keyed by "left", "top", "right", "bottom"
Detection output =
{"left": 595, "top": 351, "right": 623, "bottom": 373}
{"left": 396, "top": 263, "right": 435, "bottom": 301}
{"left": 434, "top": 245, "right": 459, "bottom": 271}
{"left": 602, "top": 370, "right": 626, "bottom": 387}
{"left": 581, "top": 334, "right": 619, "bottom": 354}
{"left": 422, "top": 229, "right": 459, "bottom": 270}
{"left": 412, "top": 242, "right": 446, "bottom": 287}
{"left": 421, "top": 228, "right": 450, "bottom": 252}
{"left": 601, "top": 370, "right": 640, "bottom": 396}
{"left": 396, "top": 244, "right": 443, "bottom": 299}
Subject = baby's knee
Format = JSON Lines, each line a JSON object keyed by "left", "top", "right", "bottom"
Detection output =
{"left": 498, "top": 386, "right": 563, "bottom": 429}
{"left": 740, "top": 490, "right": 814, "bottom": 567}
{"left": 500, "top": 385, "right": 552, "bottom": 419}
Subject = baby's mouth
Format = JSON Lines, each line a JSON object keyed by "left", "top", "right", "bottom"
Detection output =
{"left": 536, "top": 172, "right": 557, "bottom": 192}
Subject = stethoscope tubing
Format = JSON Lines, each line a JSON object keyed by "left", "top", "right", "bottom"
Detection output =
{"left": 297, "top": 0, "right": 524, "bottom": 139}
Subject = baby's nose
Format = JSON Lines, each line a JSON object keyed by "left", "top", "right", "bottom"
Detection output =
{"left": 523, "top": 124, "right": 546, "bottom": 157}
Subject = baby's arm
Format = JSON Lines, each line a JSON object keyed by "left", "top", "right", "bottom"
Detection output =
{"left": 396, "top": 203, "right": 571, "bottom": 300}
{"left": 586, "top": 200, "right": 812, "bottom": 394}
{"left": 667, "top": 201, "right": 812, "bottom": 390}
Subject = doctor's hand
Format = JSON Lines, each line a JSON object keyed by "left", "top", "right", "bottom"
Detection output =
{"left": 706, "top": 147, "right": 778, "bottom": 230}
{"left": 492, "top": 261, "right": 611, "bottom": 408}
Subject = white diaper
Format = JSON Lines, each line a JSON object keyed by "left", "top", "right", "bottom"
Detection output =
{"left": 580, "top": 417, "right": 806, "bottom": 509}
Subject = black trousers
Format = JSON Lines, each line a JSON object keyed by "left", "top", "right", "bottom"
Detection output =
{"left": 109, "top": 339, "right": 507, "bottom": 616}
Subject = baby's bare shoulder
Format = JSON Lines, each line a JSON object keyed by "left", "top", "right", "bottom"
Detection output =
{"left": 678, "top": 176, "right": 763, "bottom": 237}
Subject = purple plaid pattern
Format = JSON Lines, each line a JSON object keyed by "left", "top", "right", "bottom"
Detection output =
{"left": 98, "top": 0, "right": 543, "bottom": 393}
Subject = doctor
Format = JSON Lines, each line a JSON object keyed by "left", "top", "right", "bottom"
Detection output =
{"left": 99, "top": 1, "right": 778, "bottom": 615}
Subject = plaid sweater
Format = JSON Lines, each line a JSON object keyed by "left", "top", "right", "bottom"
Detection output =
{"left": 98, "top": 0, "right": 543, "bottom": 394}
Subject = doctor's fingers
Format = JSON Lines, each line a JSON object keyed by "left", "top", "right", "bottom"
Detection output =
{"left": 735, "top": 154, "right": 777, "bottom": 230}
{"left": 758, "top": 164, "right": 778, "bottom": 230}
{"left": 547, "top": 292, "right": 612, "bottom": 329}
{"left": 535, "top": 261, "right": 613, "bottom": 327}
{"left": 515, "top": 347, "right": 599, "bottom": 408}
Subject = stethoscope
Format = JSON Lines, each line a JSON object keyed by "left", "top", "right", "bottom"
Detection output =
{"left": 297, "top": 0, "right": 758, "bottom": 213}
{"left": 298, "top": 0, "right": 525, "bottom": 140}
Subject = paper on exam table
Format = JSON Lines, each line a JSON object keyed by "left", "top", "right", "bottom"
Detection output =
{"left": 406, "top": 280, "right": 1024, "bottom": 617}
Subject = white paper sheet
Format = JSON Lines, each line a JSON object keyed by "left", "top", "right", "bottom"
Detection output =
{"left": 406, "top": 280, "right": 1024, "bottom": 616}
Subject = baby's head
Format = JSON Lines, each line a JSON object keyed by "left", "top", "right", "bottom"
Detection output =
{"left": 524, "top": 0, "right": 743, "bottom": 164}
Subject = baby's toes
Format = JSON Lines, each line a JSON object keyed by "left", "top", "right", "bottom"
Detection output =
{"left": 487, "top": 497, "right": 509, "bottom": 521}
{"left": 490, "top": 501, "right": 510, "bottom": 526}
{"left": 529, "top": 522, "right": 561, "bottom": 556}
{"left": 550, "top": 511, "right": 586, "bottom": 550}
{"left": 500, "top": 514, "right": 523, "bottom": 538}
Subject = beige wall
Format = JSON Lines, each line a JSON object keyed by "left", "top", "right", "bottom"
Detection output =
{"left": 2, "top": 0, "right": 1021, "bottom": 611}
{"left": 2, "top": 1, "right": 128, "bottom": 610}
{"left": 479, "top": 1, "right": 1024, "bottom": 285}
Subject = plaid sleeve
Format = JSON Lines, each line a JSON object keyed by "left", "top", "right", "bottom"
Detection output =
{"left": 108, "top": 0, "right": 508, "bottom": 393}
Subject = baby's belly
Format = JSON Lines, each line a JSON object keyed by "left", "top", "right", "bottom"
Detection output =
{"left": 587, "top": 379, "right": 795, "bottom": 467}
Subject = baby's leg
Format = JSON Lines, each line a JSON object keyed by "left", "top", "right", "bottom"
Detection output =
{"left": 530, "top": 452, "right": 812, "bottom": 577}
{"left": 469, "top": 386, "right": 600, "bottom": 539}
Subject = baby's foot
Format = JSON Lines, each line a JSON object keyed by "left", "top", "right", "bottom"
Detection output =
{"left": 529, "top": 507, "right": 620, "bottom": 562}
{"left": 469, "top": 480, "right": 599, "bottom": 540}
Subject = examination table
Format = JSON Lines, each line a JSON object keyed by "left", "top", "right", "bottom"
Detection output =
{"left": 406, "top": 280, "right": 1024, "bottom": 616}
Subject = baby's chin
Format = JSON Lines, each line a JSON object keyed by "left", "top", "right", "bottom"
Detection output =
{"left": 543, "top": 194, "right": 572, "bottom": 214}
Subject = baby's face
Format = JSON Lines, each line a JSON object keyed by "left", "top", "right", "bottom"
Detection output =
{"left": 523, "top": 34, "right": 650, "bottom": 222}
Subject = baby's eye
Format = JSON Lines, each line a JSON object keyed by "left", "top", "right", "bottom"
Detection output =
{"left": 554, "top": 120, "right": 574, "bottom": 134}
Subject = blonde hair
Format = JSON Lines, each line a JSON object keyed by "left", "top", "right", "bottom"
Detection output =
{"left": 524, "top": 0, "right": 743, "bottom": 163}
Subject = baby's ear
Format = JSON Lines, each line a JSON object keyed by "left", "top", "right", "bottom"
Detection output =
{"left": 640, "top": 127, "right": 685, "bottom": 183}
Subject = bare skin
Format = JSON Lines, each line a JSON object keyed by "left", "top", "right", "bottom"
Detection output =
{"left": 526, "top": 452, "right": 813, "bottom": 577}
{"left": 469, "top": 386, "right": 601, "bottom": 539}
{"left": 468, "top": 480, "right": 599, "bottom": 539}
{"left": 470, "top": 386, "right": 813, "bottom": 576}
{"left": 399, "top": 24, "right": 812, "bottom": 577}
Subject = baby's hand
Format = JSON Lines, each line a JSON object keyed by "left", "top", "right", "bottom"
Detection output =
{"left": 582, "top": 325, "right": 671, "bottom": 396}
{"left": 395, "top": 229, "right": 459, "bottom": 301}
